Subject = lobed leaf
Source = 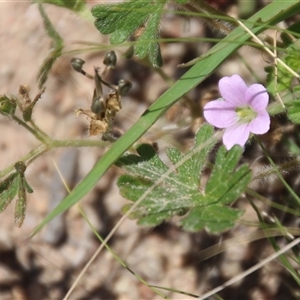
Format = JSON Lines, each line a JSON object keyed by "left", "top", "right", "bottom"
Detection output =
{"left": 287, "top": 99, "right": 300, "bottom": 124}
{"left": 91, "top": 0, "right": 167, "bottom": 66}
{"left": 180, "top": 205, "right": 243, "bottom": 233}
{"left": 116, "top": 125, "right": 252, "bottom": 233}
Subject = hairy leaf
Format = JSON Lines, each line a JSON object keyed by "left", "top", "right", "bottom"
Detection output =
{"left": 287, "top": 98, "right": 300, "bottom": 124}
{"left": 116, "top": 125, "right": 252, "bottom": 233}
{"left": 0, "top": 162, "right": 33, "bottom": 227}
{"left": 91, "top": 0, "right": 167, "bottom": 67}
{"left": 14, "top": 175, "right": 33, "bottom": 228}
{"left": 0, "top": 173, "right": 19, "bottom": 213}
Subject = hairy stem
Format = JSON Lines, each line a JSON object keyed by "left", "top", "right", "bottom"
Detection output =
{"left": 0, "top": 139, "right": 109, "bottom": 180}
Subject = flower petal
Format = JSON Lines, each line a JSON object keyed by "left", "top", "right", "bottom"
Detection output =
{"left": 223, "top": 123, "right": 250, "bottom": 150}
{"left": 245, "top": 84, "right": 269, "bottom": 111}
{"left": 248, "top": 111, "right": 270, "bottom": 134}
{"left": 218, "top": 74, "right": 247, "bottom": 107}
{"left": 203, "top": 99, "right": 238, "bottom": 128}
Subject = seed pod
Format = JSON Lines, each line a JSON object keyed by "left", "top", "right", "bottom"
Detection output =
{"left": 103, "top": 51, "right": 117, "bottom": 68}
{"left": 118, "top": 79, "right": 132, "bottom": 96}
{"left": 71, "top": 58, "right": 86, "bottom": 73}
{"left": 91, "top": 96, "right": 105, "bottom": 115}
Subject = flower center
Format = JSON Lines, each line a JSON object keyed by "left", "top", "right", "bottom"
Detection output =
{"left": 236, "top": 106, "right": 257, "bottom": 123}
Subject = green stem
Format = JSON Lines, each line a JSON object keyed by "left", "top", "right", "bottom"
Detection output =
{"left": 29, "top": 120, "right": 52, "bottom": 141}
{"left": 11, "top": 116, "right": 44, "bottom": 141}
{"left": 0, "top": 144, "right": 48, "bottom": 178}
{"left": 11, "top": 115, "right": 53, "bottom": 144}
{"left": 0, "top": 139, "right": 110, "bottom": 180}
{"left": 50, "top": 139, "right": 109, "bottom": 148}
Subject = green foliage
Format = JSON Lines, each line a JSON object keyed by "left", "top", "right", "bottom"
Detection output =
{"left": 116, "top": 125, "right": 252, "bottom": 233}
{"left": 36, "top": 4, "right": 64, "bottom": 88}
{"left": 33, "top": 0, "right": 85, "bottom": 12}
{"left": 287, "top": 98, "right": 300, "bottom": 124}
{"left": 0, "top": 173, "right": 19, "bottom": 213}
{"left": 0, "top": 162, "right": 33, "bottom": 227}
{"left": 265, "top": 42, "right": 300, "bottom": 95}
{"left": 31, "top": 0, "right": 300, "bottom": 237}
{"left": 265, "top": 12, "right": 300, "bottom": 96}
{"left": 91, "top": 0, "right": 168, "bottom": 67}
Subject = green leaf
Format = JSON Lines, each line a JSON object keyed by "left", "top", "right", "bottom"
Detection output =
{"left": 36, "top": 4, "right": 64, "bottom": 88}
{"left": 287, "top": 99, "right": 300, "bottom": 124}
{"left": 265, "top": 42, "right": 300, "bottom": 95}
{"left": 92, "top": 0, "right": 167, "bottom": 67}
{"left": 33, "top": 0, "right": 85, "bottom": 12}
{"left": 0, "top": 174, "right": 16, "bottom": 194}
{"left": 31, "top": 0, "right": 300, "bottom": 237}
{"left": 0, "top": 162, "right": 33, "bottom": 227}
{"left": 116, "top": 126, "right": 252, "bottom": 233}
{"left": 204, "top": 146, "right": 251, "bottom": 205}
{"left": 14, "top": 176, "right": 30, "bottom": 228}
{"left": 0, "top": 173, "right": 19, "bottom": 213}
{"left": 180, "top": 205, "right": 243, "bottom": 233}
{"left": 14, "top": 163, "right": 33, "bottom": 227}
{"left": 180, "top": 146, "right": 251, "bottom": 233}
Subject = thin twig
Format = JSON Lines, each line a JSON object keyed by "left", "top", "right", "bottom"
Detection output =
{"left": 237, "top": 20, "right": 299, "bottom": 79}
{"left": 273, "top": 30, "right": 285, "bottom": 107}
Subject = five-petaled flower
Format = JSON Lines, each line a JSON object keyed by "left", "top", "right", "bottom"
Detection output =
{"left": 203, "top": 74, "right": 270, "bottom": 150}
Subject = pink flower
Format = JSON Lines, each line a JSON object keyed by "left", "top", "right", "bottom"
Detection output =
{"left": 204, "top": 74, "right": 270, "bottom": 150}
